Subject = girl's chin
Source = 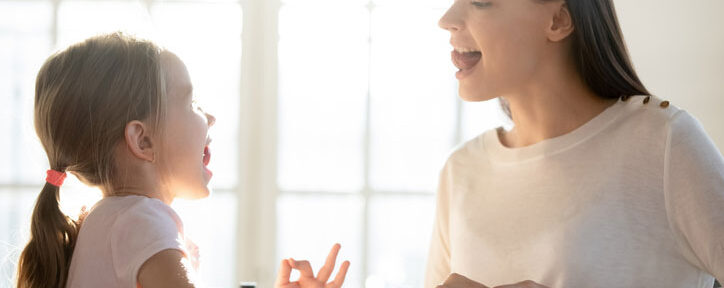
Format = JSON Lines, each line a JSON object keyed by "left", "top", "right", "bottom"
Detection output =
{"left": 176, "top": 187, "right": 211, "bottom": 200}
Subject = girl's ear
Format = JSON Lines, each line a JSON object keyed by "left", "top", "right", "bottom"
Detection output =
{"left": 547, "top": 3, "right": 575, "bottom": 42}
{"left": 124, "top": 120, "right": 156, "bottom": 163}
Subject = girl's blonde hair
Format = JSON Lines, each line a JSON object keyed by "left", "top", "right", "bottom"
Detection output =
{"left": 17, "top": 32, "right": 166, "bottom": 288}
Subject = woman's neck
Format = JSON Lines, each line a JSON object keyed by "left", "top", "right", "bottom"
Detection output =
{"left": 500, "top": 65, "right": 618, "bottom": 148}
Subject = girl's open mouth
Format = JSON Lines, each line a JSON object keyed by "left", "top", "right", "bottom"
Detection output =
{"left": 203, "top": 146, "right": 211, "bottom": 167}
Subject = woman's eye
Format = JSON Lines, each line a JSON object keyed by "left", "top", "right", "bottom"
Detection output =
{"left": 471, "top": 1, "right": 492, "bottom": 8}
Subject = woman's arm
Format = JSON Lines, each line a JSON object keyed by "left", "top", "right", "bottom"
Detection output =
{"left": 664, "top": 111, "right": 724, "bottom": 280}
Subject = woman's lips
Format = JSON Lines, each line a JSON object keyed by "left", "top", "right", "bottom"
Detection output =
{"left": 451, "top": 50, "right": 482, "bottom": 71}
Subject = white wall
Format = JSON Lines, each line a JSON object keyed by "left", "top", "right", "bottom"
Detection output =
{"left": 615, "top": 0, "right": 724, "bottom": 152}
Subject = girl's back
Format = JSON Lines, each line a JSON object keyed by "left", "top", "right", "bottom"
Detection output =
{"left": 67, "top": 195, "right": 187, "bottom": 287}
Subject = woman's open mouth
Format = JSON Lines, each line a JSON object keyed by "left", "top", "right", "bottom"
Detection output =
{"left": 451, "top": 48, "right": 482, "bottom": 79}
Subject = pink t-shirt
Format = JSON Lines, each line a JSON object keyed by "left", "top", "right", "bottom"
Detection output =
{"left": 66, "top": 195, "right": 188, "bottom": 288}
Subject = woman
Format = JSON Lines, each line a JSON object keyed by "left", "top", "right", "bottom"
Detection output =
{"left": 424, "top": 0, "right": 724, "bottom": 287}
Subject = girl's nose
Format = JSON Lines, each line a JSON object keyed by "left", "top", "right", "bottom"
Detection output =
{"left": 206, "top": 112, "right": 216, "bottom": 127}
{"left": 439, "top": 2, "right": 463, "bottom": 32}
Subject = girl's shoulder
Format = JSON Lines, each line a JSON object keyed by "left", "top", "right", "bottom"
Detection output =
{"left": 107, "top": 196, "right": 183, "bottom": 235}
{"left": 84, "top": 195, "right": 184, "bottom": 242}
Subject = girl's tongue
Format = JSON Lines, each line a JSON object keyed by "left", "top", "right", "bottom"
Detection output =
{"left": 203, "top": 146, "right": 211, "bottom": 166}
{"left": 452, "top": 50, "right": 482, "bottom": 70}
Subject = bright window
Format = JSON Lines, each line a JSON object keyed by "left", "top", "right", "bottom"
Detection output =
{"left": 275, "top": 1, "right": 506, "bottom": 288}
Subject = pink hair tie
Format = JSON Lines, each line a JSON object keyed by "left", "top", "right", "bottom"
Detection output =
{"left": 46, "top": 169, "right": 67, "bottom": 187}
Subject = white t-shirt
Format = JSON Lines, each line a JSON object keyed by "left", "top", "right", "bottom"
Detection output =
{"left": 66, "top": 195, "right": 188, "bottom": 288}
{"left": 424, "top": 96, "right": 724, "bottom": 288}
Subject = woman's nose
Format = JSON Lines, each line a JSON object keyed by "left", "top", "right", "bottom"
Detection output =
{"left": 438, "top": 2, "right": 463, "bottom": 32}
{"left": 206, "top": 112, "right": 216, "bottom": 127}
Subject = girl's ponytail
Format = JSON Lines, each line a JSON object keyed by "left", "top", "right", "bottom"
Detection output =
{"left": 17, "top": 180, "right": 80, "bottom": 288}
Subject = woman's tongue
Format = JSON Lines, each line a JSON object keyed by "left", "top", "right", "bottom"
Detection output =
{"left": 452, "top": 50, "right": 482, "bottom": 70}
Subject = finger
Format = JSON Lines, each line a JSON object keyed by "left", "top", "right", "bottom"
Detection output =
{"left": 317, "top": 243, "right": 341, "bottom": 282}
{"left": 78, "top": 205, "right": 89, "bottom": 225}
{"left": 275, "top": 259, "right": 293, "bottom": 285}
{"left": 330, "top": 260, "right": 350, "bottom": 288}
{"left": 289, "top": 258, "right": 315, "bottom": 278}
{"left": 444, "top": 273, "right": 489, "bottom": 288}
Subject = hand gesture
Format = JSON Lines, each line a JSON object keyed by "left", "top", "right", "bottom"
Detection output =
{"left": 275, "top": 243, "right": 351, "bottom": 288}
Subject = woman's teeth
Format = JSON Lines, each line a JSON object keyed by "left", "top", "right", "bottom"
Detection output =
{"left": 454, "top": 47, "right": 480, "bottom": 53}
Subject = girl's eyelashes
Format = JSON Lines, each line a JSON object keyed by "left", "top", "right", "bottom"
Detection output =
{"left": 471, "top": 1, "right": 492, "bottom": 8}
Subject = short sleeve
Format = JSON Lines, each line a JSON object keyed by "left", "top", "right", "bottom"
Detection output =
{"left": 664, "top": 111, "right": 724, "bottom": 280}
{"left": 110, "top": 199, "right": 186, "bottom": 287}
{"left": 424, "top": 161, "right": 453, "bottom": 288}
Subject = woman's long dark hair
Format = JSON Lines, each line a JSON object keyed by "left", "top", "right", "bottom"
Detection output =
{"left": 502, "top": 0, "right": 650, "bottom": 117}
{"left": 566, "top": 0, "right": 649, "bottom": 99}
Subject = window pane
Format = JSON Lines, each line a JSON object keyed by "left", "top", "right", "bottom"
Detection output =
{"left": 157, "top": 0, "right": 240, "bottom": 2}
{"left": 277, "top": 4, "right": 369, "bottom": 192}
{"left": 172, "top": 191, "right": 238, "bottom": 287}
{"left": 0, "top": 1, "right": 53, "bottom": 184}
{"left": 460, "top": 99, "right": 510, "bottom": 142}
{"left": 152, "top": 2, "right": 243, "bottom": 189}
{"left": 57, "top": 1, "right": 153, "bottom": 48}
{"left": 367, "top": 195, "right": 435, "bottom": 288}
{"left": 369, "top": 7, "right": 456, "bottom": 192}
{"left": 277, "top": 194, "right": 364, "bottom": 288}
{"left": 0, "top": 189, "right": 37, "bottom": 287}
{"left": 281, "top": 0, "right": 368, "bottom": 7}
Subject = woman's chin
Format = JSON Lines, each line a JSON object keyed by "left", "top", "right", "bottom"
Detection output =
{"left": 458, "top": 86, "right": 498, "bottom": 102}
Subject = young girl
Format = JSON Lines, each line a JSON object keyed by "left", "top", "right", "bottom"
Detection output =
{"left": 426, "top": 0, "right": 724, "bottom": 287}
{"left": 17, "top": 32, "right": 350, "bottom": 288}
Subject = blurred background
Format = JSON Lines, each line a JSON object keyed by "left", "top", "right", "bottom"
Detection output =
{"left": 0, "top": 0, "right": 722, "bottom": 287}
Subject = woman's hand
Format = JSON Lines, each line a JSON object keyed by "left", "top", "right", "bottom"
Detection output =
{"left": 275, "top": 243, "right": 351, "bottom": 288}
{"left": 437, "top": 273, "right": 489, "bottom": 288}
{"left": 492, "top": 281, "right": 550, "bottom": 288}
{"left": 437, "top": 273, "right": 550, "bottom": 288}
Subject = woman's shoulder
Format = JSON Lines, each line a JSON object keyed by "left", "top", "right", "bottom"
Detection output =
{"left": 619, "top": 95, "right": 684, "bottom": 125}
{"left": 442, "top": 128, "right": 496, "bottom": 170}
{"left": 618, "top": 95, "right": 709, "bottom": 140}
